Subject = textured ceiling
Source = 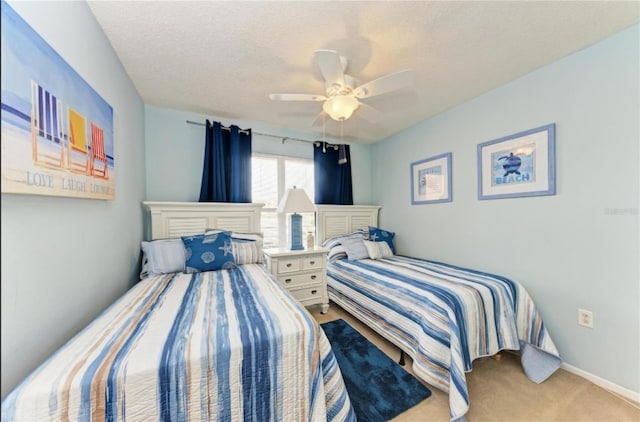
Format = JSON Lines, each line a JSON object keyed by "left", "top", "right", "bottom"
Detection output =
{"left": 87, "top": 1, "right": 639, "bottom": 144}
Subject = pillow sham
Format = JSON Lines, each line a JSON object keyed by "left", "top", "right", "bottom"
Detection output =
{"left": 182, "top": 231, "right": 236, "bottom": 273}
{"left": 231, "top": 239, "right": 264, "bottom": 264}
{"left": 321, "top": 229, "right": 368, "bottom": 249}
{"left": 341, "top": 237, "right": 369, "bottom": 261}
{"left": 322, "top": 230, "right": 369, "bottom": 262}
{"left": 206, "top": 230, "right": 265, "bottom": 265}
{"left": 206, "top": 229, "right": 264, "bottom": 243}
{"left": 140, "top": 238, "right": 186, "bottom": 278}
{"left": 363, "top": 239, "right": 394, "bottom": 260}
{"left": 230, "top": 231, "right": 263, "bottom": 242}
{"left": 368, "top": 226, "right": 396, "bottom": 253}
{"left": 327, "top": 245, "right": 347, "bottom": 262}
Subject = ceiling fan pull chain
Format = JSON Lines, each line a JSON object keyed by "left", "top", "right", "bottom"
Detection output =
{"left": 338, "top": 144, "right": 347, "bottom": 164}
{"left": 337, "top": 120, "right": 347, "bottom": 164}
{"left": 322, "top": 114, "right": 327, "bottom": 153}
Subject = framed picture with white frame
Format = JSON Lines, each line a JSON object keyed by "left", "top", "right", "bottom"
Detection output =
{"left": 477, "top": 124, "right": 556, "bottom": 200}
{"left": 410, "top": 152, "right": 452, "bottom": 205}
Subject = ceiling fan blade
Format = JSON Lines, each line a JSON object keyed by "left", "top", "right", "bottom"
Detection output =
{"left": 311, "top": 111, "right": 328, "bottom": 127}
{"left": 314, "top": 49, "right": 345, "bottom": 87}
{"left": 353, "top": 69, "right": 414, "bottom": 99}
{"left": 355, "top": 101, "right": 384, "bottom": 124}
{"left": 269, "top": 93, "right": 326, "bottom": 102}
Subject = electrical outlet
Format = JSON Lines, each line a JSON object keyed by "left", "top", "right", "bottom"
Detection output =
{"left": 578, "top": 309, "right": 594, "bottom": 328}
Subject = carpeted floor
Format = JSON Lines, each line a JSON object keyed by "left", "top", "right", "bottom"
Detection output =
{"left": 321, "top": 318, "right": 431, "bottom": 422}
{"left": 314, "top": 303, "right": 640, "bottom": 422}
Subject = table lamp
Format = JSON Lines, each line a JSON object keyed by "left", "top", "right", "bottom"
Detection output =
{"left": 277, "top": 186, "right": 316, "bottom": 250}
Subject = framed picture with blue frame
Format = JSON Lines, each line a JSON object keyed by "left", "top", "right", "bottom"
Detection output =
{"left": 410, "top": 152, "right": 452, "bottom": 205}
{"left": 477, "top": 123, "right": 556, "bottom": 200}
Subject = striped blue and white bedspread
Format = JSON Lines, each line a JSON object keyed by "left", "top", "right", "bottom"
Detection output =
{"left": 2, "top": 264, "right": 355, "bottom": 422}
{"left": 327, "top": 256, "right": 561, "bottom": 421}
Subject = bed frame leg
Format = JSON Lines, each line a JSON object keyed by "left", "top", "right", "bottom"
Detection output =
{"left": 399, "top": 350, "right": 405, "bottom": 366}
{"left": 491, "top": 353, "right": 502, "bottom": 361}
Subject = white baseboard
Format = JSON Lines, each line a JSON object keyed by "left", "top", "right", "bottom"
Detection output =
{"left": 561, "top": 362, "right": 640, "bottom": 405}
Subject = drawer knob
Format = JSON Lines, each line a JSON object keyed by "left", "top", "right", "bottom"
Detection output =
{"left": 310, "top": 261, "right": 315, "bottom": 265}
{"left": 285, "top": 278, "right": 292, "bottom": 283}
{"left": 286, "top": 263, "right": 292, "bottom": 268}
{"left": 310, "top": 275, "right": 317, "bottom": 280}
{"left": 311, "top": 290, "right": 317, "bottom": 295}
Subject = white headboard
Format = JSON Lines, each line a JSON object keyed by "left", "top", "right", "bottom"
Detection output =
{"left": 316, "top": 205, "right": 381, "bottom": 243}
{"left": 143, "top": 201, "right": 264, "bottom": 240}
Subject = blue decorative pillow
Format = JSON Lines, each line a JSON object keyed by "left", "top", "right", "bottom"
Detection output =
{"left": 368, "top": 226, "right": 396, "bottom": 253}
{"left": 181, "top": 231, "right": 236, "bottom": 273}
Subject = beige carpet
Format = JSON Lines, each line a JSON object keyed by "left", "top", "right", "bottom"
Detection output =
{"left": 312, "top": 303, "right": 640, "bottom": 422}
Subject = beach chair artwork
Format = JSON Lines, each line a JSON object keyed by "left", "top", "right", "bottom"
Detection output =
{"left": 5, "top": 5, "right": 114, "bottom": 199}
{"left": 30, "top": 81, "right": 65, "bottom": 169}
{"left": 30, "top": 81, "right": 109, "bottom": 179}
{"left": 67, "top": 107, "right": 90, "bottom": 174}
{"left": 90, "top": 122, "right": 108, "bottom": 179}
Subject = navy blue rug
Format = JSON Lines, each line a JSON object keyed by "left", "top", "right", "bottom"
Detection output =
{"left": 321, "top": 319, "right": 431, "bottom": 422}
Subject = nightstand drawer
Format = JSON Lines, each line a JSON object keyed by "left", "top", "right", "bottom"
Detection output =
{"left": 289, "top": 284, "right": 325, "bottom": 302}
{"left": 302, "top": 256, "right": 323, "bottom": 270}
{"left": 278, "top": 271, "right": 323, "bottom": 288}
{"left": 262, "top": 246, "right": 330, "bottom": 314}
{"left": 278, "top": 257, "right": 301, "bottom": 273}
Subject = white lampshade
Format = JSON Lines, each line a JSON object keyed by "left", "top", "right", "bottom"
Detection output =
{"left": 277, "top": 186, "right": 316, "bottom": 214}
{"left": 323, "top": 95, "right": 359, "bottom": 121}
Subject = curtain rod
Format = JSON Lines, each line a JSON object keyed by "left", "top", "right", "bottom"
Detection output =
{"left": 186, "top": 119, "right": 321, "bottom": 146}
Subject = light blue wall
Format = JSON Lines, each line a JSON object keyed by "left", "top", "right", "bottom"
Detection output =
{"left": 1, "top": 0, "right": 636, "bottom": 401}
{"left": 0, "top": 1, "right": 146, "bottom": 397}
{"left": 144, "top": 105, "right": 373, "bottom": 205}
{"left": 372, "top": 25, "right": 639, "bottom": 392}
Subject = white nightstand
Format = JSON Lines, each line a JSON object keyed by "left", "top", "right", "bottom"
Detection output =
{"left": 263, "top": 246, "right": 330, "bottom": 314}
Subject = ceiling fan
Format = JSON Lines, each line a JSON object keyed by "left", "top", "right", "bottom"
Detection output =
{"left": 269, "top": 50, "right": 414, "bottom": 125}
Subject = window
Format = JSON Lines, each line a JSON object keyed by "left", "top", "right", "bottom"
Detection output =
{"left": 252, "top": 154, "right": 315, "bottom": 248}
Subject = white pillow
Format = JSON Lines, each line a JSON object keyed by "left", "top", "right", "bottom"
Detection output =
{"left": 323, "top": 230, "right": 368, "bottom": 262}
{"left": 321, "top": 230, "right": 367, "bottom": 249}
{"left": 342, "top": 237, "right": 369, "bottom": 261}
{"left": 140, "top": 238, "right": 187, "bottom": 278}
{"left": 363, "top": 240, "right": 393, "bottom": 260}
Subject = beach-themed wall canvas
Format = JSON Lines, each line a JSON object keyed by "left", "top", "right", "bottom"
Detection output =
{"left": 1, "top": 1, "right": 115, "bottom": 200}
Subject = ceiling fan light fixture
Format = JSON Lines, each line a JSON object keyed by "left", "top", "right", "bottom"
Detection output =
{"left": 270, "top": 50, "right": 413, "bottom": 125}
{"left": 323, "top": 95, "right": 358, "bottom": 121}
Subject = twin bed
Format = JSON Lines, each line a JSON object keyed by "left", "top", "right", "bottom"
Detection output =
{"left": 2, "top": 202, "right": 561, "bottom": 422}
{"left": 316, "top": 204, "right": 562, "bottom": 422}
{"left": 2, "top": 202, "right": 354, "bottom": 422}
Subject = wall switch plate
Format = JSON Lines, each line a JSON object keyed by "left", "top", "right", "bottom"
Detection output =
{"left": 578, "top": 308, "right": 594, "bottom": 328}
